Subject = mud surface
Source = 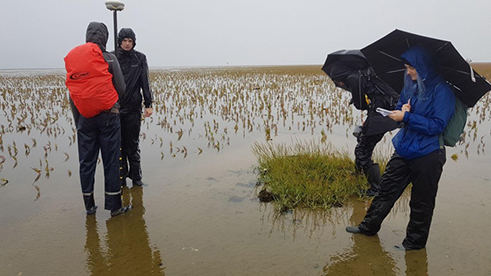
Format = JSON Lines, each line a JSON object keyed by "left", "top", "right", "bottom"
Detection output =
{"left": 1, "top": 66, "right": 491, "bottom": 275}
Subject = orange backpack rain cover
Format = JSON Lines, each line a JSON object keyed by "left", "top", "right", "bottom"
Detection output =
{"left": 64, "top": 42, "right": 118, "bottom": 118}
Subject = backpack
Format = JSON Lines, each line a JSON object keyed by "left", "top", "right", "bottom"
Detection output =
{"left": 362, "top": 67, "right": 400, "bottom": 109}
{"left": 64, "top": 42, "right": 118, "bottom": 118}
{"left": 440, "top": 96, "right": 468, "bottom": 147}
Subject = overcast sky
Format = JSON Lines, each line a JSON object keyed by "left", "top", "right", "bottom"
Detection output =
{"left": 1, "top": 0, "right": 490, "bottom": 69}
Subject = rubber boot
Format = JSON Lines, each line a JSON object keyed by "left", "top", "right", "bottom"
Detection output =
{"left": 83, "top": 194, "right": 96, "bottom": 214}
{"left": 364, "top": 163, "right": 381, "bottom": 196}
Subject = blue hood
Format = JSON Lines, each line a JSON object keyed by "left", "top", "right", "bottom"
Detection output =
{"left": 400, "top": 46, "right": 437, "bottom": 83}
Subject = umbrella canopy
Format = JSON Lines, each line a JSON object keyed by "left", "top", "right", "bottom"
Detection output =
{"left": 321, "top": 49, "right": 369, "bottom": 86}
{"left": 321, "top": 49, "right": 400, "bottom": 136}
{"left": 361, "top": 29, "right": 491, "bottom": 107}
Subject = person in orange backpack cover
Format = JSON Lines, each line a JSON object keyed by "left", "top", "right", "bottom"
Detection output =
{"left": 65, "top": 22, "right": 130, "bottom": 217}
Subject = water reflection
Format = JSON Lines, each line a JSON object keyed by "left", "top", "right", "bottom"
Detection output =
{"left": 323, "top": 200, "right": 399, "bottom": 275}
{"left": 261, "top": 187, "right": 412, "bottom": 240}
{"left": 404, "top": 249, "right": 428, "bottom": 276}
{"left": 84, "top": 186, "right": 165, "bottom": 275}
{"left": 260, "top": 203, "right": 350, "bottom": 240}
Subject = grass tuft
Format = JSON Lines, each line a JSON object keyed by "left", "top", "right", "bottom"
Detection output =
{"left": 253, "top": 140, "right": 368, "bottom": 211}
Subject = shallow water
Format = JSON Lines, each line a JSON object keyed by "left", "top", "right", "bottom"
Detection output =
{"left": 1, "top": 66, "right": 491, "bottom": 275}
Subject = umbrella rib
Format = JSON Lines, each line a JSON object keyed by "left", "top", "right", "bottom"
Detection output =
{"left": 448, "top": 83, "right": 462, "bottom": 92}
{"left": 387, "top": 68, "right": 406, "bottom": 74}
{"left": 434, "top": 42, "right": 450, "bottom": 54}
{"left": 377, "top": 51, "right": 402, "bottom": 62}
{"left": 440, "top": 65, "right": 483, "bottom": 78}
{"left": 455, "top": 69, "right": 472, "bottom": 76}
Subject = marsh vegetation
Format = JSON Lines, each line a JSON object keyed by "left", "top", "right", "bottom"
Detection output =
{"left": 0, "top": 65, "right": 490, "bottom": 201}
{"left": 253, "top": 140, "right": 367, "bottom": 211}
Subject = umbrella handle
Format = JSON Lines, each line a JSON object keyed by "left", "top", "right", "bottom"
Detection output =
{"left": 467, "top": 59, "right": 476, "bottom": 83}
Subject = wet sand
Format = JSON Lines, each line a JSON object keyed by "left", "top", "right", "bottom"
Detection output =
{"left": 1, "top": 66, "right": 491, "bottom": 275}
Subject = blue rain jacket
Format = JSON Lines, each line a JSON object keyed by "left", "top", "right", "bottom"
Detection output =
{"left": 392, "top": 47, "right": 455, "bottom": 160}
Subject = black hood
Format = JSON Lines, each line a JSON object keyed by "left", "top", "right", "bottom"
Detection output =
{"left": 85, "top": 22, "right": 108, "bottom": 51}
{"left": 117, "top": 28, "right": 136, "bottom": 49}
{"left": 328, "top": 64, "right": 357, "bottom": 83}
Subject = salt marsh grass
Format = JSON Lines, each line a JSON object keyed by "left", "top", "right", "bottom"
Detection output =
{"left": 253, "top": 140, "right": 367, "bottom": 211}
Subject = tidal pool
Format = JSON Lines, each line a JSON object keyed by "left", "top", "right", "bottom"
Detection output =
{"left": 0, "top": 66, "right": 490, "bottom": 275}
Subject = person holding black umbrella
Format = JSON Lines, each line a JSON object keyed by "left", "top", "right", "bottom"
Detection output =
{"left": 346, "top": 46, "right": 455, "bottom": 251}
{"left": 324, "top": 50, "right": 399, "bottom": 196}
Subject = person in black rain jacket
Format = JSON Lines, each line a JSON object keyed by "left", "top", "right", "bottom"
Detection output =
{"left": 114, "top": 28, "right": 153, "bottom": 187}
{"left": 329, "top": 64, "right": 399, "bottom": 196}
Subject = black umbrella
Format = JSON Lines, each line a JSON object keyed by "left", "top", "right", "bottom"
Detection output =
{"left": 361, "top": 29, "right": 491, "bottom": 107}
{"left": 321, "top": 49, "right": 400, "bottom": 136}
{"left": 321, "top": 50, "right": 369, "bottom": 87}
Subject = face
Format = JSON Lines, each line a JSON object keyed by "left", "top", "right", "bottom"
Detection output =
{"left": 405, "top": 64, "right": 418, "bottom": 81}
{"left": 121, "top": 38, "right": 134, "bottom": 51}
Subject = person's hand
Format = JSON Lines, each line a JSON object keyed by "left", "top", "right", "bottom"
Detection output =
{"left": 144, "top": 107, "right": 153, "bottom": 118}
{"left": 389, "top": 110, "right": 405, "bottom": 122}
{"left": 401, "top": 99, "right": 411, "bottom": 113}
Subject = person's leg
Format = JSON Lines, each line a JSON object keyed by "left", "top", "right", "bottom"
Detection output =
{"left": 125, "top": 113, "right": 143, "bottom": 184}
{"left": 355, "top": 133, "right": 383, "bottom": 171}
{"left": 77, "top": 116, "right": 99, "bottom": 212}
{"left": 403, "top": 149, "right": 445, "bottom": 249}
{"left": 356, "top": 153, "right": 412, "bottom": 235}
{"left": 99, "top": 113, "right": 123, "bottom": 211}
{"left": 120, "top": 113, "right": 130, "bottom": 183}
{"left": 355, "top": 133, "right": 384, "bottom": 195}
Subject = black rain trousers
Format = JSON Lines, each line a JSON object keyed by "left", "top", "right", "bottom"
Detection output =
{"left": 358, "top": 148, "right": 446, "bottom": 249}
{"left": 355, "top": 132, "right": 384, "bottom": 171}
{"left": 77, "top": 112, "right": 122, "bottom": 211}
{"left": 120, "top": 113, "right": 142, "bottom": 181}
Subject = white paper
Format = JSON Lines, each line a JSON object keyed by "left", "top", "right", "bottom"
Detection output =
{"left": 376, "top": 107, "right": 393, "bottom": 117}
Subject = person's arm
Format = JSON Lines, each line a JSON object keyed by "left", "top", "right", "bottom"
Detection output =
{"left": 346, "top": 74, "right": 368, "bottom": 110}
{"left": 103, "top": 52, "right": 126, "bottom": 97}
{"left": 138, "top": 54, "right": 153, "bottom": 117}
{"left": 69, "top": 97, "right": 80, "bottom": 126}
{"left": 400, "top": 85, "right": 455, "bottom": 135}
{"left": 140, "top": 54, "right": 153, "bottom": 111}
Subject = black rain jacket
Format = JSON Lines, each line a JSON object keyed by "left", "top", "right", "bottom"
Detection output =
{"left": 114, "top": 28, "right": 153, "bottom": 114}
{"left": 335, "top": 68, "right": 399, "bottom": 136}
